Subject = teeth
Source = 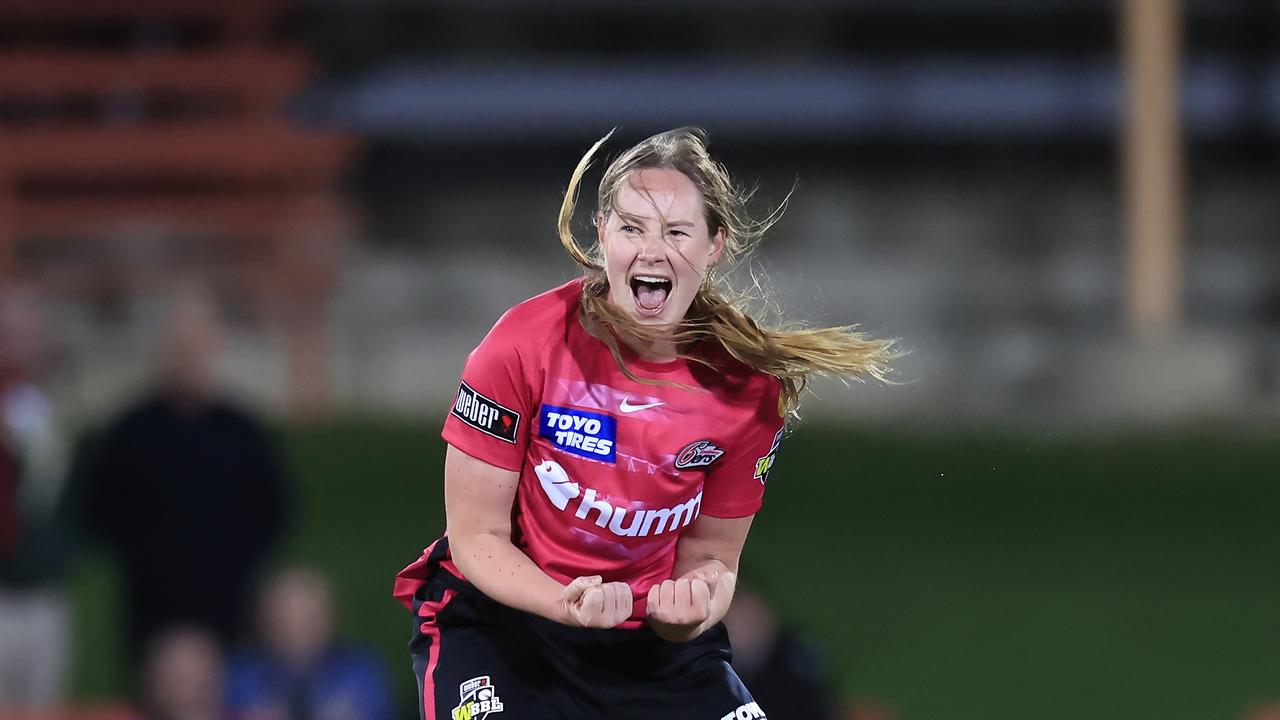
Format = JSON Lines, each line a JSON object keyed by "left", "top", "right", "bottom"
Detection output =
{"left": 634, "top": 276, "right": 670, "bottom": 283}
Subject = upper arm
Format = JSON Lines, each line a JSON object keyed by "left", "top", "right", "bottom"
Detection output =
{"left": 444, "top": 301, "right": 548, "bottom": 465}
{"left": 444, "top": 443, "right": 521, "bottom": 540}
{"left": 675, "top": 513, "right": 755, "bottom": 573}
{"left": 701, "top": 381, "right": 784, "bottom": 518}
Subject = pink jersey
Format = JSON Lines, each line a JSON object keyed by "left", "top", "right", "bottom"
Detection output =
{"left": 399, "top": 278, "right": 783, "bottom": 621}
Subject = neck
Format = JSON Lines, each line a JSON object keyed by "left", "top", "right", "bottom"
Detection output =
{"left": 629, "top": 337, "right": 677, "bottom": 362}
{"left": 587, "top": 286, "right": 683, "bottom": 363}
{"left": 615, "top": 325, "right": 681, "bottom": 363}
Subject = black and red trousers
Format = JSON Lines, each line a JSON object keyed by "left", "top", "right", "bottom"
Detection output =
{"left": 402, "top": 539, "right": 763, "bottom": 720}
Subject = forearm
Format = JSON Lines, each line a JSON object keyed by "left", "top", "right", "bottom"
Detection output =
{"left": 672, "top": 555, "right": 728, "bottom": 581}
{"left": 451, "top": 531, "right": 568, "bottom": 622}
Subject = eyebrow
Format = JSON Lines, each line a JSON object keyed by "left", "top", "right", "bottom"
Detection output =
{"left": 616, "top": 211, "right": 695, "bottom": 228}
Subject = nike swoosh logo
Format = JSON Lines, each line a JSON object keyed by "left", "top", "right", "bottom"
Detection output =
{"left": 619, "top": 397, "right": 664, "bottom": 413}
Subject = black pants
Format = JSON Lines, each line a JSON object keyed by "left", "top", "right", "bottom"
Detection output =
{"left": 408, "top": 566, "right": 764, "bottom": 720}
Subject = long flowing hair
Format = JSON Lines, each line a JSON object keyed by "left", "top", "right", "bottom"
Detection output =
{"left": 557, "top": 127, "right": 897, "bottom": 418}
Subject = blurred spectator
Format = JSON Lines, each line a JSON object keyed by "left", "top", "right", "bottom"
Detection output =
{"left": 78, "top": 289, "right": 292, "bottom": 664}
{"left": 138, "top": 626, "right": 227, "bottom": 720}
{"left": 225, "top": 565, "right": 393, "bottom": 720}
{"left": 0, "top": 285, "right": 74, "bottom": 706}
{"left": 723, "top": 582, "right": 839, "bottom": 720}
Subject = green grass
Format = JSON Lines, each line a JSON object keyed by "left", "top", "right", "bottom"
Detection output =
{"left": 70, "top": 422, "right": 1280, "bottom": 719}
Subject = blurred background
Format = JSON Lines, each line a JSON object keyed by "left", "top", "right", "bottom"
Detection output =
{"left": 1, "top": 0, "right": 1279, "bottom": 719}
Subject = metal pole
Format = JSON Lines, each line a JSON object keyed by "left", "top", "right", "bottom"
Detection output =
{"left": 1123, "top": 0, "right": 1184, "bottom": 337}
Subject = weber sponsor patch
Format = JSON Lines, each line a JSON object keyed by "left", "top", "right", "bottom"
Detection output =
{"left": 753, "top": 428, "right": 783, "bottom": 484}
{"left": 451, "top": 381, "right": 520, "bottom": 443}
{"left": 539, "top": 404, "right": 616, "bottom": 463}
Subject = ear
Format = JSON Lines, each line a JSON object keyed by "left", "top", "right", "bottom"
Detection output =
{"left": 595, "top": 211, "right": 607, "bottom": 247}
{"left": 708, "top": 227, "right": 726, "bottom": 265}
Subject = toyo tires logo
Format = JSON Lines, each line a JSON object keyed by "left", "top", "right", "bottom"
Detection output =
{"left": 539, "top": 404, "right": 616, "bottom": 463}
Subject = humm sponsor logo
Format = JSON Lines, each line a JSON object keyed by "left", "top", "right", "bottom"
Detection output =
{"left": 533, "top": 459, "right": 700, "bottom": 537}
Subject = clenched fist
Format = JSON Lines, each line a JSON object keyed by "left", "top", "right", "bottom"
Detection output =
{"left": 558, "top": 575, "right": 634, "bottom": 628}
{"left": 645, "top": 577, "right": 713, "bottom": 642}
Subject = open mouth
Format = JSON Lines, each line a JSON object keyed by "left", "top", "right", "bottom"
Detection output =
{"left": 629, "top": 275, "right": 672, "bottom": 316}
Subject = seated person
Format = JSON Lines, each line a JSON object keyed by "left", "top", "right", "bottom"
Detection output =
{"left": 723, "top": 582, "right": 840, "bottom": 720}
{"left": 138, "top": 626, "right": 226, "bottom": 720}
{"left": 226, "top": 566, "right": 392, "bottom": 720}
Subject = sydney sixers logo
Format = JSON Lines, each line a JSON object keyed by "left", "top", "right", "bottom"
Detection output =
{"left": 674, "top": 439, "right": 725, "bottom": 470}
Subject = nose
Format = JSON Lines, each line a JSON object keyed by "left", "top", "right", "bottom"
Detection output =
{"left": 635, "top": 229, "right": 664, "bottom": 261}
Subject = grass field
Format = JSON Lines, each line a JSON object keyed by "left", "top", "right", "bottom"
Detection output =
{"left": 70, "top": 421, "right": 1280, "bottom": 719}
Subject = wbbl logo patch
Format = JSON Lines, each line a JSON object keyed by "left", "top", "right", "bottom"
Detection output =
{"left": 539, "top": 404, "right": 616, "bottom": 463}
{"left": 452, "top": 382, "right": 520, "bottom": 444}
{"left": 452, "top": 676, "right": 503, "bottom": 720}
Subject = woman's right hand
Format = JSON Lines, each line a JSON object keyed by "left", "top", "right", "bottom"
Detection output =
{"left": 558, "top": 575, "right": 633, "bottom": 628}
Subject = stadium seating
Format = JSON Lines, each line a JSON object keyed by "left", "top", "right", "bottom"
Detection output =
{"left": 0, "top": 0, "right": 359, "bottom": 412}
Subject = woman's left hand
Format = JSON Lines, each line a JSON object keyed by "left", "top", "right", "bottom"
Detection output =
{"left": 645, "top": 576, "right": 714, "bottom": 642}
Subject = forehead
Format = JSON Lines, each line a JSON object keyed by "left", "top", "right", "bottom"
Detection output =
{"left": 612, "top": 167, "right": 704, "bottom": 223}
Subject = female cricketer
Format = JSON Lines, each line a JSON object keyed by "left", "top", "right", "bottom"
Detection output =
{"left": 394, "top": 127, "right": 895, "bottom": 720}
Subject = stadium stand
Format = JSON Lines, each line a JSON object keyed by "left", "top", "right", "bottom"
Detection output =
{"left": 0, "top": 0, "right": 359, "bottom": 412}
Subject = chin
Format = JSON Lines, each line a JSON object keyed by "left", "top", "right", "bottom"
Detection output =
{"left": 632, "top": 313, "right": 674, "bottom": 327}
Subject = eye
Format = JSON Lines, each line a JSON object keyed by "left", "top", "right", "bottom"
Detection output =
{"left": 621, "top": 225, "right": 641, "bottom": 234}
{"left": 669, "top": 229, "right": 689, "bottom": 238}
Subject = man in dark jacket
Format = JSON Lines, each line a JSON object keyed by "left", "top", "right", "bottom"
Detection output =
{"left": 79, "top": 290, "right": 292, "bottom": 665}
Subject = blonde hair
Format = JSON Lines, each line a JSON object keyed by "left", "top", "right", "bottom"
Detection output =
{"left": 557, "top": 127, "right": 897, "bottom": 418}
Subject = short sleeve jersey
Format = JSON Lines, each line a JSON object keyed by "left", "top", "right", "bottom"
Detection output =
{"left": 431, "top": 279, "right": 783, "bottom": 618}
